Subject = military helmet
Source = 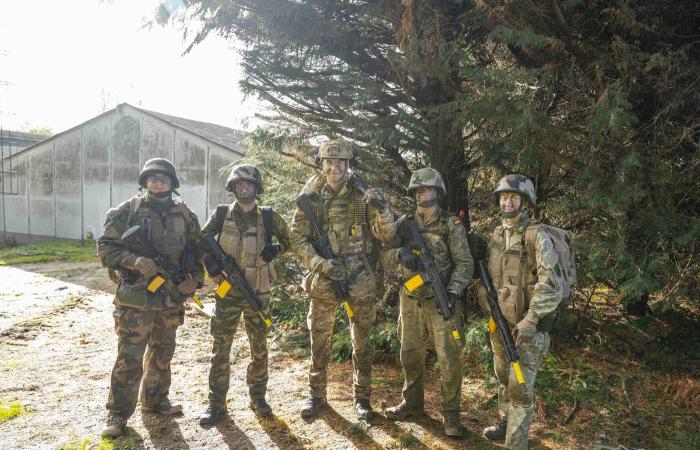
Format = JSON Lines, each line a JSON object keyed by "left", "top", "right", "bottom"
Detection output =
{"left": 493, "top": 174, "right": 536, "bottom": 206}
{"left": 407, "top": 168, "right": 446, "bottom": 194}
{"left": 138, "top": 158, "right": 179, "bottom": 189}
{"left": 225, "top": 164, "right": 264, "bottom": 194}
{"left": 317, "top": 140, "right": 355, "bottom": 162}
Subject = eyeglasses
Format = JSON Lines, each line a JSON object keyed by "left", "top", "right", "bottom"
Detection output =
{"left": 147, "top": 174, "right": 172, "bottom": 184}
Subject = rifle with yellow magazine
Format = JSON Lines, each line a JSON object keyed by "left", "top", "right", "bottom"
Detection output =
{"left": 476, "top": 260, "right": 526, "bottom": 386}
{"left": 403, "top": 220, "right": 463, "bottom": 347}
{"left": 201, "top": 232, "right": 272, "bottom": 328}
{"left": 120, "top": 224, "right": 204, "bottom": 309}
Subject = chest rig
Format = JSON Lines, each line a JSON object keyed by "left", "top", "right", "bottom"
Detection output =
{"left": 130, "top": 196, "right": 189, "bottom": 270}
{"left": 487, "top": 222, "right": 539, "bottom": 323}
{"left": 317, "top": 181, "right": 376, "bottom": 274}
{"left": 218, "top": 204, "right": 274, "bottom": 294}
{"left": 402, "top": 211, "right": 453, "bottom": 287}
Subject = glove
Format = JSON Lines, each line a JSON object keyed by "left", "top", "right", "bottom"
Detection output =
{"left": 318, "top": 258, "right": 345, "bottom": 281}
{"left": 448, "top": 291, "right": 460, "bottom": 311}
{"left": 211, "top": 274, "right": 225, "bottom": 285}
{"left": 134, "top": 257, "right": 158, "bottom": 278}
{"left": 399, "top": 247, "right": 420, "bottom": 271}
{"left": 363, "top": 188, "right": 388, "bottom": 212}
{"left": 512, "top": 315, "right": 538, "bottom": 347}
{"left": 259, "top": 244, "right": 282, "bottom": 263}
{"left": 177, "top": 277, "right": 198, "bottom": 295}
{"left": 203, "top": 254, "right": 223, "bottom": 277}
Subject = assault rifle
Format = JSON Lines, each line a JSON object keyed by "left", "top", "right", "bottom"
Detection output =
{"left": 295, "top": 193, "right": 354, "bottom": 318}
{"left": 476, "top": 260, "right": 526, "bottom": 386}
{"left": 403, "top": 220, "right": 463, "bottom": 347}
{"left": 201, "top": 233, "right": 272, "bottom": 328}
{"left": 120, "top": 223, "right": 204, "bottom": 309}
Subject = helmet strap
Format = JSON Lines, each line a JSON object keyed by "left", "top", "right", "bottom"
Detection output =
{"left": 234, "top": 185, "right": 257, "bottom": 205}
{"left": 415, "top": 189, "right": 438, "bottom": 208}
{"left": 149, "top": 190, "right": 172, "bottom": 200}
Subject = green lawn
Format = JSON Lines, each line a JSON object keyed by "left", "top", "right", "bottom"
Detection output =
{"left": 0, "top": 240, "right": 98, "bottom": 265}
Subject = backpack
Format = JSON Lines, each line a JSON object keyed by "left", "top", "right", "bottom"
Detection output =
{"left": 529, "top": 222, "right": 577, "bottom": 302}
{"left": 211, "top": 204, "right": 276, "bottom": 244}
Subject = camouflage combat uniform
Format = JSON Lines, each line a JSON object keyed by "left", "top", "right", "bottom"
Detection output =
{"left": 291, "top": 173, "right": 395, "bottom": 404}
{"left": 480, "top": 174, "right": 564, "bottom": 450}
{"left": 383, "top": 209, "right": 473, "bottom": 415}
{"left": 98, "top": 185, "right": 203, "bottom": 420}
{"left": 200, "top": 200, "right": 291, "bottom": 408}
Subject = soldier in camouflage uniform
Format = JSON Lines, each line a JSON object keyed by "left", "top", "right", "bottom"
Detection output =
{"left": 97, "top": 158, "right": 204, "bottom": 437}
{"left": 291, "top": 140, "right": 395, "bottom": 421}
{"left": 198, "top": 164, "right": 292, "bottom": 425}
{"left": 382, "top": 168, "right": 473, "bottom": 437}
{"left": 480, "top": 174, "right": 564, "bottom": 449}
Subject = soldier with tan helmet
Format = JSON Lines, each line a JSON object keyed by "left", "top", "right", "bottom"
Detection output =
{"left": 382, "top": 167, "right": 473, "bottom": 437}
{"left": 480, "top": 174, "right": 564, "bottom": 449}
{"left": 198, "top": 163, "right": 292, "bottom": 425}
{"left": 98, "top": 158, "right": 204, "bottom": 437}
{"left": 291, "top": 140, "right": 395, "bottom": 421}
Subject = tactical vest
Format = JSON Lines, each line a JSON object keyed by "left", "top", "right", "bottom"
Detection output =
{"left": 402, "top": 211, "right": 453, "bottom": 285}
{"left": 487, "top": 222, "right": 540, "bottom": 327}
{"left": 114, "top": 194, "right": 192, "bottom": 309}
{"left": 218, "top": 204, "right": 275, "bottom": 294}
{"left": 317, "top": 180, "right": 379, "bottom": 274}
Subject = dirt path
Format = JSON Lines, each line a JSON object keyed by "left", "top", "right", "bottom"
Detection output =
{"left": 0, "top": 262, "right": 559, "bottom": 449}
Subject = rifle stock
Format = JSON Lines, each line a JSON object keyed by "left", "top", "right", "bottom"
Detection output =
{"left": 476, "top": 260, "right": 525, "bottom": 385}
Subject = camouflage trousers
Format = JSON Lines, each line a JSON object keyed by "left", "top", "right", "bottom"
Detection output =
{"left": 491, "top": 329, "right": 550, "bottom": 450}
{"left": 208, "top": 294, "right": 270, "bottom": 407}
{"left": 397, "top": 289, "right": 464, "bottom": 414}
{"left": 106, "top": 306, "right": 183, "bottom": 418}
{"left": 307, "top": 292, "right": 376, "bottom": 401}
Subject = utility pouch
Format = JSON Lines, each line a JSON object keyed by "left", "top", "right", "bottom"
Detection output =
{"left": 115, "top": 279, "right": 150, "bottom": 309}
{"left": 497, "top": 283, "right": 526, "bottom": 327}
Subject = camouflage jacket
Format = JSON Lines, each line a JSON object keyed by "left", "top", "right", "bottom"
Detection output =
{"left": 97, "top": 192, "right": 204, "bottom": 308}
{"left": 383, "top": 209, "right": 473, "bottom": 296}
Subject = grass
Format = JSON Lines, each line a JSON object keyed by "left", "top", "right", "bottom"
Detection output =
{"left": 0, "top": 398, "right": 23, "bottom": 422}
{"left": 0, "top": 240, "right": 97, "bottom": 265}
{"left": 58, "top": 430, "right": 144, "bottom": 450}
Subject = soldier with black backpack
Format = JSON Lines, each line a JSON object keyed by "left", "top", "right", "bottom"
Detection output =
{"left": 198, "top": 164, "right": 291, "bottom": 425}
{"left": 478, "top": 174, "right": 576, "bottom": 450}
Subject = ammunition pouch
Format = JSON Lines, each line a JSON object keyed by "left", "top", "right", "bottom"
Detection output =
{"left": 115, "top": 278, "right": 150, "bottom": 309}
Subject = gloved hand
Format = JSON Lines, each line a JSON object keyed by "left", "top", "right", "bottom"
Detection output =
{"left": 363, "top": 188, "right": 388, "bottom": 212}
{"left": 177, "top": 277, "right": 198, "bottom": 295}
{"left": 134, "top": 257, "right": 158, "bottom": 278}
{"left": 211, "top": 274, "right": 225, "bottom": 285}
{"left": 259, "top": 244, "right": 282, "bottom": 263}
{"left": 512, "top": 315, "right": 538, "bottom": 347}
{"left": 448, "top": 291, "right": 461, "bottom": 312}
{"left": 318, "top": 258, "right": 345, "bottom": 281}
{"left": 399, "top": 247, "right": 420, "bottom": 271}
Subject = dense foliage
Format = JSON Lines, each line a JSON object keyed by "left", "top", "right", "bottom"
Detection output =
{"left": 158, "top": 1, "right": 700, "bottom": 309}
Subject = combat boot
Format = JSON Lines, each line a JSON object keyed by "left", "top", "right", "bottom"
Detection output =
{"left": 199, "top": 404, "right": 227, "bottom": 425}
{"left": 250, "top": 397, "right": 273, "bottom": 418}
{"left": 141, "top": 398, "right": 183, "bottom": 415}
{"left": 101, "top": 412, "right": 126, "bottom": 438}
{"left": 354, "top": 399, "right": 373, "bottom": 422}
{"left": 443, "top": 413, "right": 463, "bottom": 438}
{"left": 300, "top": 396, "right": 326, "bottom": 419}
{"left": 384, "top": 401, "right": 424, "bottom": 420}
{"left": 483, "top": 419, "right": 507, "bottom": 441}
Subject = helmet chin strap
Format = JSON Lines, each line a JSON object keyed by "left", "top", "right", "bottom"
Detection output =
{"left": 149, "top": 190, "right": 172, "bottom": 199}
{"left": 416, "top": 190, "right": 438, "bottom": 208}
